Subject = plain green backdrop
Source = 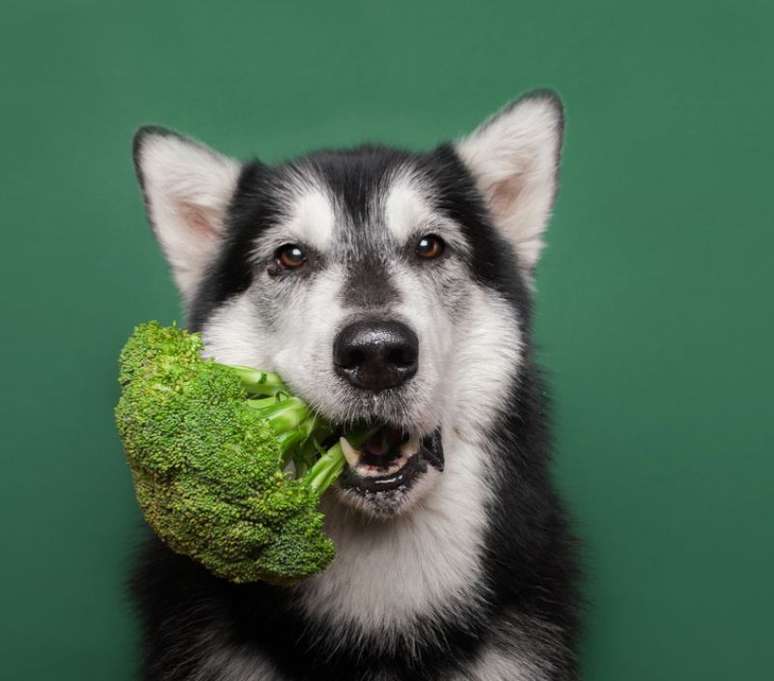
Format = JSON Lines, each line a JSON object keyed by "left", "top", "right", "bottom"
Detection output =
{"left": 1, "top": 1, "right": 772, "bottom": 678}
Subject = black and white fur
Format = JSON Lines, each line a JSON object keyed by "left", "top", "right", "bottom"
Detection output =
{"left": 130, "top": 90, "right": 581, "bottom": 680}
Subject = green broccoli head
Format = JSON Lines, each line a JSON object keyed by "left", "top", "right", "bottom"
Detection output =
{"left": 115, "top": 322, "right": 344, "bottom": 584}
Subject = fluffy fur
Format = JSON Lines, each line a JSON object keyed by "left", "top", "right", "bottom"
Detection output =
{"left": 130, "top": 90, "right": 581, "bottom": 680}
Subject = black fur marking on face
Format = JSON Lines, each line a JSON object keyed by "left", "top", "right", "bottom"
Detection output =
{"left": 299, "top": 147, "right": 413, "bottom": 309}
{"left": 340, "top": 252, "right": 399, "bottom": 308}
{"left": 189, "top": 143, "right": 530, "bottom": 332}
{"left": 300, "top": 145, "right": 412, "bottom": 230}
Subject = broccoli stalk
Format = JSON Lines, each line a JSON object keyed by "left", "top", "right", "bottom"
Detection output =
{"left": 115, "top": 322, "right": 352, "bottom": 585}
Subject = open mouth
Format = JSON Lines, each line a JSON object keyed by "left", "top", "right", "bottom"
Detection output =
{"left": 331, "top": 425, "right": 444, "bottom": 512}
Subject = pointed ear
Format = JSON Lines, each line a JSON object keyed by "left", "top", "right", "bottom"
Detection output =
{"left": 133, "top": 126, "right": 241, "bottom": 304}
{"left": 455, "top": 90, "right": 564, "bottom": 276}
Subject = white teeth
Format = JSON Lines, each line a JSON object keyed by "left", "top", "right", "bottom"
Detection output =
{"left": 400, "top": 433, "right": 421, "bottom": 457}
{"left": 339, "top": 437, "right": 362, "bottom": 468}
{"left": 340, "top": 432, "right": 420, "bottom": 478}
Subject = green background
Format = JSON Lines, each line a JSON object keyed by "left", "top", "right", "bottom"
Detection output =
{"left": 2, "top": 1, "right": 772, "bottom": 678}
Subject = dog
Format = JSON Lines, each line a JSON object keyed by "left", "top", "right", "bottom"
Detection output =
{"left": 129, "top": 89, "right": 581, "bottom": 680}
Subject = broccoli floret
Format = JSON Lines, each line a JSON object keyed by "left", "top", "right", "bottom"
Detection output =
{"left": 115, "top": 322, "right": 348, "bottom": 584}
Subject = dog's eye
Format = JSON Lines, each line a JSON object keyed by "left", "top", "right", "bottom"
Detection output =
{"left": 415, "top": 234, "right": 445, "bottom": 260}
{"left": 274, "top": 244, "right": 306, "bottom": 270}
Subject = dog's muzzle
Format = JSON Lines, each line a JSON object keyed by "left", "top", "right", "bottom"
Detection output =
{"left": 336, "top": 428, "right": 444, "bottom": 515}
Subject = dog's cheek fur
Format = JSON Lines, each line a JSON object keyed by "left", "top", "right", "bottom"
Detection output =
{"left": 385, "top": 262, "right": 463, "bottom": 432}
{"left": 269, "top": 266, "right": 351, "bottom": 407}
{"left": 200, "top": 266, "right": 349, "bottom": 400}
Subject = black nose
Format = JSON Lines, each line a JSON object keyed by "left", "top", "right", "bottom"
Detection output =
{"left": 333, "top": 320, "right": 419, "bottom": 392}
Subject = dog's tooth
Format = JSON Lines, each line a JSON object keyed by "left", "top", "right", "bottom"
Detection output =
{"left": 400, "top": 433, "right": 420, "bottom": 457}
{"left": 340, "top": 437, "right": 362, "bottom": 468}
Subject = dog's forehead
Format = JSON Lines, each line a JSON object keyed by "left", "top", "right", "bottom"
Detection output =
{"left": 280, "top": 154, "right": 438, "bottom": 253}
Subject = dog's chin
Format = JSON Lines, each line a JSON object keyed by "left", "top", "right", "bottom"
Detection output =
{"left": 332, "top": 427, "right": 444, "bottom": 519}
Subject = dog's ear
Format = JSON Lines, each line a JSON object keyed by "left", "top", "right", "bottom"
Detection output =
{"left": 133, "top": 126, "right": 241, "bottom": 304}
{"left": 456, "top": 90, "right": 564, "bottom": 277}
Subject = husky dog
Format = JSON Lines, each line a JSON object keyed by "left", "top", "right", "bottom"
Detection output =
{"left": 130, "top": 90, "right": 581, "bottom": 680}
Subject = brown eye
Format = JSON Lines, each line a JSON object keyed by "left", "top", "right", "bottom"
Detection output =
{"left": 415, "top": 234, "right": 445, "bottom": 260}
{"left": 275, "top": 243, "right": 306, "bottom": 270}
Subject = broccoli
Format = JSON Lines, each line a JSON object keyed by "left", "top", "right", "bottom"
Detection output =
{"left": 115, "top": 321, "right": 353, "bottom": 585}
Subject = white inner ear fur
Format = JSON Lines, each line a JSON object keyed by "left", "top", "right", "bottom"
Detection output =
{"left": 134, "top": 130, "right": 241, "bottom": 305}
{"left": 456, "top": 93, "right": 563, "bottom": 276}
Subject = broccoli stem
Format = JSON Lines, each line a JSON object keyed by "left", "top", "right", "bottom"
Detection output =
{"left": 305, "top": 442, "right": 346, "bottom": 494}
{"left": 304, "top": 429, "right": 370, "bottom": 495}
{"left": 232, "top": 366, "right": 287, "bottom": 396}
{"left": 276, "top": 429, "right": 308, "bottom": 457}
{"left": 246, "top": 396, "right": 318, "bottom": 459}
{"left": 245, "top": 388, "right": 370, "bottom": 497}
{"left": 246, "top": 396, "right": 311, "bottom": 432}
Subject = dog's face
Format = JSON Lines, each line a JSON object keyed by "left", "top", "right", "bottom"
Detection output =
{"left": 134, "top": 92, "right": 562, "bottom": 520}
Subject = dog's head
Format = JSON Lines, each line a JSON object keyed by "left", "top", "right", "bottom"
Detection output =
{"left": 133, "top": 91, "right": 562, "bottom": 519}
